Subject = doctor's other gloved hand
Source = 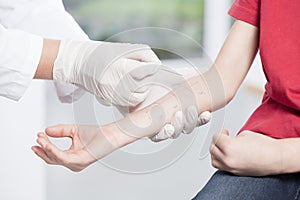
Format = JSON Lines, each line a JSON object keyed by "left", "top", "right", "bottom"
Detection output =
{"left": 53, "top": 40, "right": 162, "bottom": 107}
{"left": 150, "top": 107, "right": 211, "bottom": 142}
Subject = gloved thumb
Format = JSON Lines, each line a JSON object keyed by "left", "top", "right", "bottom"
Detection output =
{"left": 129, "top": 63, "right": 160, "bottom": 80}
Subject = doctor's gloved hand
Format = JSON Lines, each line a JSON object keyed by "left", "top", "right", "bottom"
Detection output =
{"left": 53, "top": 40, "right": 162, "bottom": 107}
{"left": 150, "top": 107, "right": 211, "bottom": 142}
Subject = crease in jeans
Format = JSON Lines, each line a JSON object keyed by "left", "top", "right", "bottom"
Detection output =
{"left": 294, "top": 187, "right": 300, "bottom": 200}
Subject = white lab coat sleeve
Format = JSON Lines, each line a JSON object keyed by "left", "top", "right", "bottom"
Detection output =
{"left": 0, "top": 24, "right": 43, "bottom": 101}
{"left": 0, "top": 0, "right": 90, "bottom": 103}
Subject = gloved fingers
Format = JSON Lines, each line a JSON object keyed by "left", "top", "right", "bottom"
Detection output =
{"left": 198, "top": 111, "right": 212, "bottom": 126}
{"left": 170, "top": 111, "right": 184, "bottom": 139}
{"left": 150, "top": 124, "right": 175, "bottom": 142}
{"left": 182, "top": 106, "right": 198, "bottom": 134}
{"left": 150, "top": 108, "right": 206, "bottom": 142}
{"left": 103, "top": 88, "right": 149, "bottom": 108}
{"left": 151, "top": 111, "right": 184, "bottom": 142}
{"left": 121, "top": 90, "right": 150, "bottom": 107}
{"left": 106, "top": 59, "right": 156, "bottom": 107}
{"left": 103, "top": 58, "right": 144, "bottom": 81}
{"left": 95, "top": 82, "right": 114, "bottom": 106}
{"left": 113, "top": 75, "right": 151, "bottom": 107}
{"left": 148, "top": 67, "right": 185, "bottom": 89}
{"left": 96, "top": 96, "right": 112, "bottom": 106}
{"left": 93, "top": 60, "right": 190, "bottom": 108}
{"left": 130, "top": 64, "right": 184, "bottom": 91}
{"left": 175, "top": 67, "right": 200, "bottom": 79}
{"left": 134, "top": 84, "right": 151, "bottom": 93}
{"left": 126, "top": 44, "right": 161, "bottom": 64}
{"left": 93, "top": 59, "right": 144, "bottom": 107}
{"left": 128, "top": 62, "right": 160, "bottom": 80}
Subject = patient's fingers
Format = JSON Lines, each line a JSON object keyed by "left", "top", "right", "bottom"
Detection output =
{"left": 45, "top": 124, "right": 78, "bottom": 138}
{"left": 212, "top": 129, "right": 231, "bottom": 152}
{"left": 36, "top": 133, "right": 57, "bottom": 162}
{"left": 211, "top": 154, "right": 226, "bottom": 170}
{"left": 209, "top": 142, "right": 224, "bottom": 161}
{"left": 36, "top": 133, "right": 66, "bottom": 165}
{"left": 31, "top": 145, "right": 54, "bottom": 165}
{"left": 36, "top": 133, "right": 48, "bottom": 149}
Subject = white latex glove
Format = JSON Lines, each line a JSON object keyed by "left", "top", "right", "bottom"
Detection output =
{"left": 53, "top": 40, "right": 163, "bottom": 107}
{"left": 150, "top": 109, "right": 211, "bottom": 142}
{"left": 149, "top": 67, "right": 212, "bottom": 142}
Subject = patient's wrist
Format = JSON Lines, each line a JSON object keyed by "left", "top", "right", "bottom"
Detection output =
{"left": 79, "top": 124, "right": 137, "bottom": 161}
{"left": 279, "top": 138, "right": 300, "bottom": 174}
{"left": 105, "top": 73, "right": 213, "bottom": 144}
{"left": 102, "top": 123, "right": 139, "bottom": 149}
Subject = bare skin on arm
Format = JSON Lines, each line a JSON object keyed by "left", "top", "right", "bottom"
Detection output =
{"left": 34, "top": 39, "right": 60, "bottom": 80}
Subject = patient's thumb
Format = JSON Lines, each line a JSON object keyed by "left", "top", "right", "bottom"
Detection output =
{"left": 45, "top": 124, "right": 76, "bottom": 138}
{"left": 221, "top": 129, "right": 230, "bottom": 136}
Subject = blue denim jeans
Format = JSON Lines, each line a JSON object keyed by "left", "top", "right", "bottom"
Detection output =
{"left": 192, "top": 170, "right": 300, "bottom": 200}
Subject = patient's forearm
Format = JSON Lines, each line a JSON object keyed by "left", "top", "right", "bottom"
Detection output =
{"left": 280, "top": 138, "right": 300, "bottom": 174}
{"left": 105, "top": 71, "right": 223, "bottom": 147}
{"left": 125, "top": 20, "right": 260, "bottom": 138}
{"left": 104, "top": 20, "right": 259, "bottom": 148}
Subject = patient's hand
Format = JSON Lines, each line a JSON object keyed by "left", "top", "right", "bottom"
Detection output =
{"left": 32, "top": 124, "right": 118, "bottom": 172}
{"left": 210, "top": 129, "right": 283, "bottom": 176}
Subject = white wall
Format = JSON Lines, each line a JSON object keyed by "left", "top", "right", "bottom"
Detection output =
{"left": 0, "top": 81, "right": 46, "bottom": 200}
{"left": 203, "top": 0, "right": 232, "bottom": 60}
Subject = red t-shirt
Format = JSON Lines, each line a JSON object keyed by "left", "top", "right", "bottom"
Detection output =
{"left": 229, "top": 0, "right": 300, "bottom": 138}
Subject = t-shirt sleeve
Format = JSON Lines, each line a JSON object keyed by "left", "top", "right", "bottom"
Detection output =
{"left": 228, "top": 0, "right": 260, "bottom": 27}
